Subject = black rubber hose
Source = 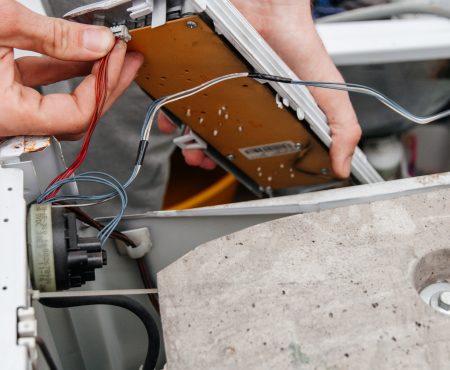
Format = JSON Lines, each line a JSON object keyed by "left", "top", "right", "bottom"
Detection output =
{"left": 40, "top": 295, "right": 160, "bottom": 370}
{"left": 36, "top": 336, "right": 60, "bottom": 370}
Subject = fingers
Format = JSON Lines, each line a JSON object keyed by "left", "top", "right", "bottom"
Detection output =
{"left": 1, "top": 0, "right": 114, "bottom": 61}
{"left": 158, "top": 113, "right": 177, "bottom": 133}
{"left": 329, "top": 119, "right": 362, "bottom": 178}
{"left": 15, "top": 57, "right": 93, "bottom": 87}
{"left": 182, "top": 149, "right": 217, "bottom": 170}
{"left": 101, "top": 51, "right": 144, "bottom": 113}
{"left": 5, "top": 43, "right": 138, "bottom": 137}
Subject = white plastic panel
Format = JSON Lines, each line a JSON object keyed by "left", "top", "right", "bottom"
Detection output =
{"left": 318, "top": 18, "right": 450, "bottom": 66}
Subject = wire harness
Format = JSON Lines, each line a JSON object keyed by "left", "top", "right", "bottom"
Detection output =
{"left": 38, "top": 70, "right": 450, "bottom": 245}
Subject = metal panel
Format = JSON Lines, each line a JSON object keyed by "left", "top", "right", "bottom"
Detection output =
{"left": 0, "top": 168, "right": 29, "bottom": 370}
{"left": 108, "top": 172, "right": 450, "bottom": 280}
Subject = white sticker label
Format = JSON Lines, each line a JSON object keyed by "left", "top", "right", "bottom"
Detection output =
{"left": 239, "top": 141, "right": 300, "bottom": 160}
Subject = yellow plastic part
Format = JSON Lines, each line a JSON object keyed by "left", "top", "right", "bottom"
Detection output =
{"left": 164, "top": 174, "right": 237, "bottom": 210}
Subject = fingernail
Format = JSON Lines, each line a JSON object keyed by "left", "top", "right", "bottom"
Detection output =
{"left": 83, "top": 28, "right": 113, "bottom": 54}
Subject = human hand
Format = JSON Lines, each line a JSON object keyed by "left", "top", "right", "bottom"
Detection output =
{"left": 232, "top": 0, "right": 361, "bottom": 178}
{"left": 0, "top": 0, "right": 143, "bottom": 139}
{"left": 160, "top": 0, "right": 361, "bottom": 178}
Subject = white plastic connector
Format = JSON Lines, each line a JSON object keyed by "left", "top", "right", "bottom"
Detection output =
{"left": 173, "top": 130, "right": 207, "bottom": 150}
{"left": 111, "top": 25, "right": 132, "bottom": 42}
{"left": 127, "top": 0, "right": 153, "bottom": 19}
{"left": 115, "top": 228, "right": 152, "bottom": 259}
{"left": 17, "top": 307, "right": 38, "bottom": 362}
{"left": 296, "top": 107, "right": 305, "bottom": 121}
{"left": 275, "top": 94, "right": 284, "bottom": 109}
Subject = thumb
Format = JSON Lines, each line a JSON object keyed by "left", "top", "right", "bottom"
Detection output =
{"left": 1, "top": 1, "right": 114, "bottom": 61}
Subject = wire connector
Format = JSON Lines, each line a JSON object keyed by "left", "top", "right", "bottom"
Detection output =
{"left": 111, "top": 25, "right": 132, "bottom": 43}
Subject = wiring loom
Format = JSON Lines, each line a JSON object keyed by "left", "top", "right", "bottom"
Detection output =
{"left": 46, "top": 52, "right": 111, "bottom": 198}
{"left": 38, "top": 71, "right": 450, "bottom": 245}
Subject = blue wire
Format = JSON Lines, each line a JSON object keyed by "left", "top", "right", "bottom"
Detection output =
{"left": 38, "top": 172, "right": 128, "bottom": 246}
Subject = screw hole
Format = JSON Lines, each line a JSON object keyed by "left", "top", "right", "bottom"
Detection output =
{"left": 203, "top": 93, "right": 208, "bottom": 97}
{"left": 185, "top": 69, "right": 190, "bottom": 74}
{"left": 160, "top": 76, "right": 167, "bottom": 80}
{"left": 242, "top": 84, "right": 249, "bottom": 88}
{"left": 3, "top": 219, "right": 8, "bottom": 223}
{"left": 7, "top": 187, "right": 12, "bottom": 191}
{"left": 187, "top": 78, "right": 192, "bottom": 82}
{"left": 2, "top": 286, "right": 6, "bottom": 290}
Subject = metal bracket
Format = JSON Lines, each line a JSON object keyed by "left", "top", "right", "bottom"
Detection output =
{"left": 0, "top": 136, "right": 51, "bottom": 164}
{"left": 173, "top": 130, "right": 207, "bottom": 151}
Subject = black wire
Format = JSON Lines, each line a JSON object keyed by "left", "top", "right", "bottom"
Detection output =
{"left": 36, "top": 336, "right": 60, "bottom": 370}
{"left": 39, "top": 296, "right": 160, "bottom": 370}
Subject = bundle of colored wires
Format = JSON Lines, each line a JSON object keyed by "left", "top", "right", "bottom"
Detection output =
{"left": 39, "top": 70, "right": 450, "bottom": 245}
{"left": 37, "top": 172, "right": 127, "bottom": 246}
{"left": 45, "top": 51, "right": 112, "bottom": 199}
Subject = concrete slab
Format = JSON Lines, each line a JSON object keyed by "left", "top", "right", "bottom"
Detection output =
{"left": 158, "top": 188, "right": 450, "bottom": 370}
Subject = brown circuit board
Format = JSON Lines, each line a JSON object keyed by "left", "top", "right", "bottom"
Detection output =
{"left": 128, "top": 15, "right": 336, "bottom": 190}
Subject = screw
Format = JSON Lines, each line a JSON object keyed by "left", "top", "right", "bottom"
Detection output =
{"left": 227, "top": 154, "right": 235, "bottom": 161}
{"left": 438, "top": 292, "right": 450, "bottom": 311}
{"left": 186, "top": 21, "right": 198, "bottom": 29}
{"left": 320, "top": 168, "right": 330, "bottom": 176}
{"left": 295, "top": 143, "right": 302, "bottom": 150}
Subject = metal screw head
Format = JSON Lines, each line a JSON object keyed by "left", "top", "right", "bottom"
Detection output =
{"left": 438, "top": 292, "right": 450, "bottom": 311}
{"left": 227, "top": 154, "right": 235, "bottom": 161}
{"left": 320, "top": 168, "right": 330, "bottom": 176}
{"left": 295, "top": 143, "right": 302, "bottom": 150}
{"left": 265, "top": 186, "right": 273, "bottom": 196}
{"left": 186, "top": 21, "right": 198, "bottom": 29}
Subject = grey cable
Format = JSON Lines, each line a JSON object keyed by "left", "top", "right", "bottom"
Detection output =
{"left": 317, "top": 0, "right": 450, "bottom": 23}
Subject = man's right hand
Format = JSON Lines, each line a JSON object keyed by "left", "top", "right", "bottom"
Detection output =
{"left": 0, "top": 0, "right": 143, "bottom": 139}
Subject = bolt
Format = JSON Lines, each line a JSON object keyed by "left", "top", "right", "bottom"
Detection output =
{"left": 438, "top": 292, "right": 450, "bottom": 311}
{"left": 186, "top": 21, "right": 198, "bottom": 29}
{"left": 227, "top": 154, "right": 235, "bottom": 161}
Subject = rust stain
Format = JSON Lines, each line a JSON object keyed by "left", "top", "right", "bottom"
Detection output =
{"left": 24, "top": 136, "right": 51, "bottom": 153}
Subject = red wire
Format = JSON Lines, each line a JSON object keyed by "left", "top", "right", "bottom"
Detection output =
{"left": 46, "top": 48, "right": 113, "bottom": 199}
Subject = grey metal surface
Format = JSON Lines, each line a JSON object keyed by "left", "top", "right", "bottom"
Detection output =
{"left": 158, "top": 187, "right": 450, "bottom": 370}
{"left": 108, "top": 173, "right": 450, "bottom": 281}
